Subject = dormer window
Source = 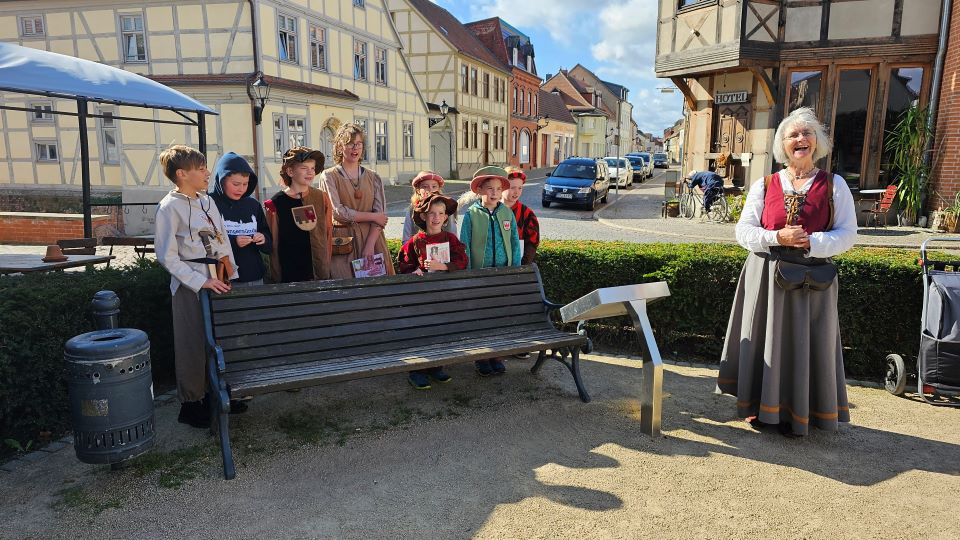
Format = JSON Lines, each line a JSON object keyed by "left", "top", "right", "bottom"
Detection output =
{"left": 512, "top": 48, "right": 518, "bottom": 67}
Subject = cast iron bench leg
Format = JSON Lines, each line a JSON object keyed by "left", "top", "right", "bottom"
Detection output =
{"left": 207, "top": 359, "right": 236, "bottom": 480}
{"left": 534, "top": 347, "right": 591, "bottom": 402}
{"left": 530, "top": 350, "right": 548, "bottom": 373}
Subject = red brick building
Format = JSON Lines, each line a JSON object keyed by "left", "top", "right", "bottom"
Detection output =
{"left": 929, "top": 1, "right": 960, "bottom": 209}
{"left": 466, "top": 17, "right": 542, "bottom": 170}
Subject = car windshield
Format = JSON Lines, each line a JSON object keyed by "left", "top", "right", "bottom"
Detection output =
{"left": 605, "top": 158, "right": 626, "bottom": 168}
{"left": 638, "top": 154, "right": 651, "bottom": 163}
{"left": 553, "top": 163, "right": 596, "bottom": 179}
{"left": 627, "top": 157, "right": 643, "bottom": 165}
{"left": 654, "top": 153, "right": 667, "bottom": 160}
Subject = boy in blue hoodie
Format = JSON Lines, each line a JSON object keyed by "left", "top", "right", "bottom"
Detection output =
{"left": 210, "top": 152, "right": 272, "bottom": 286}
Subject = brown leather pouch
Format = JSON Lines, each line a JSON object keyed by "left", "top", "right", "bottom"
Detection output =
{"left": 332, "top": 225, "right": 354, "bottom": 256}
{"left": 216, "top": 256, "right": 234, "bottom": 282}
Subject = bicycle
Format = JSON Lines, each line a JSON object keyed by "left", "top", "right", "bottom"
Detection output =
{"left": 678, "top": 179, "right": 729, "bottom": 223}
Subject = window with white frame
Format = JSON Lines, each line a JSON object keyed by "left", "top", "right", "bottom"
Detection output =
{"left": 526, "top": 92, "right": 531, "bottom": 116}
{"left": 354, "top": 40, "right": 368, "bottom": 81}
{"left": 30, "top": 103, "right": 53, "bottom": 122}
{"left": 513, "top": 86, "right": 518, "bottom": 112}
{"left": 483, "top": 73, "right": 490, "bottom": 99}
{"left": 309, "top": 25, "right": 327, "bottom": 71}
{"left": 519, "top": 130, "right": 530, "bottom": 164}
{"left": 273, "top": 114, "right": 307, "bottom": 159}
{"left": 100, "top": 109, "right": 119, "bottom": 164}
{"left": 278, "top": 14, "right": 298, "bottom": 63}
{"left": 471, "top": 122, "right": 477, "bottom": 149}
{"left": 520, "top": 89, "right": 525, "bottom": 114}
{"left": 35, "top": 140, "right": 58, "bottom": 162}
{"left": 402, "top": 121, "right": 414, "bottom": 158}
{"left": 512, "top": 130, "right": 518, "bottom": 156}
{"left": 461, "top": 65, "right": 469, "bottom": 93}
{"left": 462, "top": 121, "right": 469, "bottom": 149}
{"left": 120, "top": 14, "right": 147, "bottom": 63}
{"left": 375, "top": 47, "right": 387, "bottom": 86}
{"left": 470, "top": 68, "right": 478, "bottom": 96}
{"left": 355, "top": 118, "right": 369, "bottom": 160}
{"left": 18, "top": 15, "right": 44, "bottom": 37}
{"left": 375, "top": 120, "right": 387, "bottom": 161}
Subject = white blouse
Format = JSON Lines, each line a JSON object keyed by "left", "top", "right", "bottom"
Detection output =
{"left": 734, "top": 171, "right": 858, "bottom": 258}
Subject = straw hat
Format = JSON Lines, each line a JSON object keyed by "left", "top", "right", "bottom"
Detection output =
{"left": 411, "top": 170, "right": 445, "bottom": 190}
{"left": 470, "top": 166, "right": 510, "bottom": 193}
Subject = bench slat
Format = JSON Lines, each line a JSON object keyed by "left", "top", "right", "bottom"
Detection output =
{"left": 212, "top": 269, "right": 539, "bottom": 312}
{"left": 221, "top": 314, "right": 551, "bottom": 364}
{"left": 212, "top": 282, "right": 542, "bottom": 325}
{"left": 217, "top": 303, "right": 547, "bottom": 351}
{"left": 214, "top": 292, "right": 545, "bottom": 339}
{"left": 225, "top": 330, "right": 585, "bottom": 396}
{"left": 226, "top": 322, "right": 556, "bottom": 373}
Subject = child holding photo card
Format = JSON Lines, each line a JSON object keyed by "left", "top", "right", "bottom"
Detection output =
{"left": 396, "top": 193, "right": 466, "bottom": 389}
{"left": 396, "top": 193, "right": 467, "bottom": 275}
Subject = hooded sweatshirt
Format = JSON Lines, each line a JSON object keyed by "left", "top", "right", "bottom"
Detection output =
{"left": 209, "top": 152, "right": 272, "bottom": 282}
{"left": 155, "top": 189, "right": 239, "bottom": 296}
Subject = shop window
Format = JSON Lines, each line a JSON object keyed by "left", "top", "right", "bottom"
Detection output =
{"left": 788, "top": 70, "right": 823, "bottom": 115}
{"left": 831, "top": 68, "right": 873, "bottom": 187}
{"left": 880, "top": 66, "right": 926, "bottom": 187}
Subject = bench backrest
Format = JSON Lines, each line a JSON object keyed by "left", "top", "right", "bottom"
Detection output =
{"left": 57, "top": 238, "right": 97, "bottom": 255}
{"left": 206, "top": 265, "right": 549, "bottom": 375}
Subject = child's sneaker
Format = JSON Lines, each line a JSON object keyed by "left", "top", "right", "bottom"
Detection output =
{"left": 490, "top": 358, "right": 506, "bottom": 374}
{"left": 475, "top": 360, "right": 494, "bottom": 377}
{"left": 408, "top": 371, "right": 432, "bottom": 390}
{"left": 428, "top": 366, "right": 452, "bottom": 383}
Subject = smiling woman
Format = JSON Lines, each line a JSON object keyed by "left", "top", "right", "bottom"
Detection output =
{"left": 717, "top": 107, "right": 858, "bottom": 438}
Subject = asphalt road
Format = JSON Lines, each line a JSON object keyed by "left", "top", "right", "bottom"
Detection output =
{"left": 385, "top": 168, "right": 676, "bottom": 243}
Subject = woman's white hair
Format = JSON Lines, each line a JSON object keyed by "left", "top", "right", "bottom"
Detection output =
{"left": 772, "top": 107, "right": 832, "bottom": 165}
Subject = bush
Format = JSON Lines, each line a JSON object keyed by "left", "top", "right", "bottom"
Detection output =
{"left": 0, "top": 243, "right": 924, "bottom": 454}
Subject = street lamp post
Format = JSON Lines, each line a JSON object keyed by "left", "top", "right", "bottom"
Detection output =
{"left": 247, "top": 71, "right": 271, "bottom": 200}
{"left": 429, "top": 100, "right": 453, "bottom": 177}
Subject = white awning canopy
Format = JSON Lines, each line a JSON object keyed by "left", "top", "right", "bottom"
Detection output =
{"left": 0, "top": 42, "right": 216, "bottom": 113}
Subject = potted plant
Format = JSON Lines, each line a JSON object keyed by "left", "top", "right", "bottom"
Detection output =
{"left": 885, "top": 105, "right": 932, "bottom": 226}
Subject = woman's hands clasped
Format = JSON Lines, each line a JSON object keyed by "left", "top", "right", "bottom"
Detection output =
{"left": 777, "top": 224, "right": 810, "bottom": 250}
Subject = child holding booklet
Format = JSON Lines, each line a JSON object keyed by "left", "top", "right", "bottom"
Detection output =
{"left": 396, "top": 192, "right": 467, "bottom": 389}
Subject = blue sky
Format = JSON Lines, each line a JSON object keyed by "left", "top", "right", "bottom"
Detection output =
{"left": 435, "top": 0, "right": 684, "bottom": 137}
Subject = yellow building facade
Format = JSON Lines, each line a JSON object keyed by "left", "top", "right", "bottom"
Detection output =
{"left": 387, "top": 0, "right": 510, "bottom": 179}
{"left": 0, "top": 0, "right": 430, "bottom": 204}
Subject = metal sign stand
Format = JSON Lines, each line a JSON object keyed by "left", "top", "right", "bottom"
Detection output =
{"left": 560, "top": 282, "right": 670, "bottom": 436}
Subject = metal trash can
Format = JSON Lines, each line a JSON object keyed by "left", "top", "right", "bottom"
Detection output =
{"left": 65, "top": 328, "right": 155, "bottom": 465}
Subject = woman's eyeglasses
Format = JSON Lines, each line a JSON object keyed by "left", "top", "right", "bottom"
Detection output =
{"left": 783, "top": 130, "right": 814, "bottom": 141}
{"left": 344, "top": 142, "right": 365, "bottom": 149}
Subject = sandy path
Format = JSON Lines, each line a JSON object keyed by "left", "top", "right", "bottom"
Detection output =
{"left": 2, "top": 355, "right": 958, "bottom": 539}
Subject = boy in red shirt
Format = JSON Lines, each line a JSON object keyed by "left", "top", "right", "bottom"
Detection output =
{"left": 502, "top": 167, "right": 540, "bottom": 265}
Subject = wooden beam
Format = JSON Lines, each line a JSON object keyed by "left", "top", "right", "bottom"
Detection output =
{"left": 670, "top": 76, "right": 697, "bottom": 109}
{"left": 750, "top": 67, "right": 777, "bottom": 106}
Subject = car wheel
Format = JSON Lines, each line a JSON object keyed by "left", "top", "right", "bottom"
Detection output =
{"left": 541, "top": 200, "right": 551, "bottom": 208}
{"left": 600, "top": 190, "right": 608, "bottom": 203}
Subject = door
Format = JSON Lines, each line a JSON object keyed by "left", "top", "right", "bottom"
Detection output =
{"left": 830, "top": 67, "right": 876, "bottom": 189}
{"left": 320, "top": 127, "right": 335, "bottom": 160}
{"left": 713, "top": 104, "right": 749, "bottom": 186}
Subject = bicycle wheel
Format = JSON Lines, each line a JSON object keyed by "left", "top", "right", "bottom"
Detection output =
{"left": 707, "top": 194, "right": 729, "bottom": 223}
{"left": 679, "top": 191, "right": 695, "bottom": 219}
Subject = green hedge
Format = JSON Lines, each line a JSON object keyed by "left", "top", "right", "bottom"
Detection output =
{"left": 0, "top": 242, "right": 924, "bottom": 455}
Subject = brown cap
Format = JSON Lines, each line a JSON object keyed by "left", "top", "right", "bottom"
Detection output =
{"left": 413, "top": 192, "right": 458, "bottom": 230}
{"left": 280, "top": 146, "right": 325, "bottom": 183}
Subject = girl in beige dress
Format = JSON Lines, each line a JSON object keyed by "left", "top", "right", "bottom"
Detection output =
{"left": 319, "top": 123, "right": 395, "bottom": 279}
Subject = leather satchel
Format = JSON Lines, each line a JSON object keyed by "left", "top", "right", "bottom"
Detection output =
{"left": 332, "top": 225, "right": 354, "bottom": 256}
{"left": 770, "top": 247, "right": 836, "bottom": 291}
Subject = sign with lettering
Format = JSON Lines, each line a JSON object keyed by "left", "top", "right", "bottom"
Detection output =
{"left": 716, "top": 91, "right": 748, "bottom": 104}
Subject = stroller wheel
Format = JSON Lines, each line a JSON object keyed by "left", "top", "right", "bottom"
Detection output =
{"left": 885, "top": 354, "right": 907, "bottom": 396}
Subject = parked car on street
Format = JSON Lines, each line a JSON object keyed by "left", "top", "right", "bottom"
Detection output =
{"left": 604, "top": 157, "right": 633, "bottom": 187}
{"left": 653, "top": 152, "right": 669, "bottom": 168}
{"left": 627, "top": 153, "right": 651, "bottom": 181}
{"left": 542, "top": 157, "right": 611, "bottom": 211}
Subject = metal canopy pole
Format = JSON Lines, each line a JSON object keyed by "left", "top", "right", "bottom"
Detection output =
{"left": 197, "top": 112, "right": 207, "bottom": 155}
{"left": 77, "top": 99, "right": 92, "bottom": 238}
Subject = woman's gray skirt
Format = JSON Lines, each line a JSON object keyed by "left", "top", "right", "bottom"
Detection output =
{"left": 717, "top": 251, "right": 849, "bottom": 435}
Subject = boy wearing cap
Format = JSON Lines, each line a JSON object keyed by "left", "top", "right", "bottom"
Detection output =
{"left": 396, "top": 192, "right": 467, "bottom": 389}
{"left": 154, "top": 144, "right": 238, "bottom": 429}
{"left": 263, "top": 146, "right": 333, "bottom": 283}
{"left": 460, "top": 166, "right": 521, "bottom": 376}
{"left": 401, "top": 170, "right": 458, "bottom": 241}
{"left": 502, "top": 166, "right": 540, "bottom": 265}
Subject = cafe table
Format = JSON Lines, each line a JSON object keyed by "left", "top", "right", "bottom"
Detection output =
{"left": 0, "top": 254, "right": 115, "bottom": 275}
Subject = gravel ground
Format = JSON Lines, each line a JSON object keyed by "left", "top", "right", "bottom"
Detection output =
{"left": 2, "top": 357, "right": 958, "bottom": 539}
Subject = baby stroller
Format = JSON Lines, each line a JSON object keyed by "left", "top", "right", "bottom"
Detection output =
{"left": 885, "top": 238, "right": 960, "bottom": 406}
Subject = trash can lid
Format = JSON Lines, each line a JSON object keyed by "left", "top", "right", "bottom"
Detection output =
{"left": 65, "top": 328, "right": 149, "bottom": 361}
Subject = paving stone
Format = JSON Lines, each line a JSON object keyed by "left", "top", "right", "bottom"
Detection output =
{"left": 40, "top": 441, "right": 69, "bottom": 453}
{"left": 18, "top": 451, "right": 46, "bottom": 463}
{"left": 0, "top": 459, "right": 25, "bottom": 472}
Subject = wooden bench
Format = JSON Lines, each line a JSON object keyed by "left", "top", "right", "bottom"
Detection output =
{"left": 56, "top": 238, "right": 98, "bottom": 255}
{"left": 101, "top": 236, "right": 154, "bottom": 268}
{"left": 201, "top": 265, "right": 589, "bottom": 479}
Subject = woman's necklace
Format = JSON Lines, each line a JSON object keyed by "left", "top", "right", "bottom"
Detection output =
{"left": 342, "top": 165, "right": 363, "bottom": 200}
{"left": 784, "top": 166, "right": 818, "bottom": 191}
